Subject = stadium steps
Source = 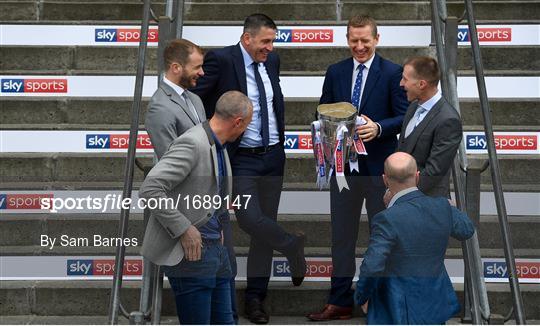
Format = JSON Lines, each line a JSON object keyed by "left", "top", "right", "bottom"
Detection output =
{"left": 1, "top": 281, "right": 540, "bottom": 319}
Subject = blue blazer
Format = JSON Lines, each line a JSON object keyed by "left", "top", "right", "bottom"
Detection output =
{"left": 191, "top": 43, "right": 285, "bottom": 157}
{"left": 354, "top": 190, "right": 475, "bottom": 324}
{"left": 319, "top": 54, "right": 408, "bottom": 176}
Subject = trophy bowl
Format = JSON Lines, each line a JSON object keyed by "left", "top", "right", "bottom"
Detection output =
{"left": 316, "top": 102, "right": 358, "bottom": 165}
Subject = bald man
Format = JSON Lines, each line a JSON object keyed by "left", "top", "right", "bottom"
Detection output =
{"left": 354, "top": 152, "right": 475, "bottom": 324}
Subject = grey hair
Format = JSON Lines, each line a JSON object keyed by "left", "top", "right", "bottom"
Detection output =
{"left": 214, "top": 91, "right": 253, "bottom": 120}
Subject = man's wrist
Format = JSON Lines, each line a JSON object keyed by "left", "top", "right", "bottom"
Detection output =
{"left": 375, "top": 122, "right": 382, "bottom": 137}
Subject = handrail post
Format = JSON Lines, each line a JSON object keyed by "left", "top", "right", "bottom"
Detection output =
{"left": 463, "top": 0, "right": 526, "bottom": 323}
{"left": 108, "top": 0, "right": 153, "bottom": 323}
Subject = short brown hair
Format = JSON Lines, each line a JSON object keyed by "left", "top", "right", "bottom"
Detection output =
{"left": 347, "top": 15, "right": 378, "bottom": 38}
{"left": 403, "top": 56, "right": 440, "bottom": 86}
{"left": 163, "top": 39, "right": 203, "bottom": 70}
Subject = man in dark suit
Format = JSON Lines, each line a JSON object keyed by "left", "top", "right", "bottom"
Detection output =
{"left": 192, "top": 13, "right": 306, "bottom": 324}
{"left": 308, "top": 15, "right": 408, "bottom": 321}
{"left": 397, "top": 56, "right": 463, "bottom": 197}
{"left": 354, "top": 152, "right": 475, "bottom": 324}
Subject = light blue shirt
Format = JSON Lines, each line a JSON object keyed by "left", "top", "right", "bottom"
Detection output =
{"left": 415, "top": 91, "right": 442, "bottom": 126}
{"left": 351, "top": 54, "right": 382, "bottom": 137}
{"left": 239, "top": 43, "right": 280, "bottom": 147}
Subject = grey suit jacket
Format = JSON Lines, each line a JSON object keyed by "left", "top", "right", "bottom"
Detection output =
{"left": 139, "top": 122, "right": 232, "bottom": 266}
{"left": 145, "top": 82, "right": 206, "bottom": 159}
{"left": 397, "top": 97, "right": 462, "bottom": 197}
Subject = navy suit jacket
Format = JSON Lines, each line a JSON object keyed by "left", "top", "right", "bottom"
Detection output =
{"left": 191, "top": 43, "right": 285, "bottom": 157}
{"left": 354, "top": 190, "right": 475, "bottom": 324}
{"left": 319, "top": 54, "right": 408, "bottom": 176}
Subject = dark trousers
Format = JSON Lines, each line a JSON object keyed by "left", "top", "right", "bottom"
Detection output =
{"left": 164, "top": 241, "right": 234, "bottom": 325}
{"left": 328, "top": 170, "right": 386, "bottom": 307}
{"left": 231, "top": 145, "right": 295, "bottom": 301}
{"left": 221, "top": 216, "right": 238, "bottom": 323}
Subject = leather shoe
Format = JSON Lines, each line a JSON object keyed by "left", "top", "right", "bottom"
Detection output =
{"left": 245, "top": 298, "right": 269, "bottom": 324}
{"left": 307, "top": 304, "right": 353, "bottom": 321}
{"left": 288, "top": 232, "right": 306, "bottom": 286}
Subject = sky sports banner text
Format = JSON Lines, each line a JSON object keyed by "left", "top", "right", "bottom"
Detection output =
{"left": 1, "top": 130, "right": 539, "bottom": 155}
{"left": 0, "top": 190, "right": 538, "bottom": 216}
{"left": 1, "top": 256, "right": 538, "bottom": 283}
{"left": 1, "top": 25, "right": 538, "bottom": 46}
{"left": 1, "top": 75, "right": 538, "bottom": 98}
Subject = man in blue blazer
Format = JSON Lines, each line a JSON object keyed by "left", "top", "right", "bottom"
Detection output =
{"left": 354, "top": 152, "right": 475, "bottom": 324}
{"left": 192, "top": 14, "right": 306, "bottom": 325}
{"left": 308, "top": 15, "right": 409, "bottom": 321}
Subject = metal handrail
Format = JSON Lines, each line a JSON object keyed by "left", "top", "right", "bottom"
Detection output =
{"left": 463, "top": 0, "right": 526, "bottom": 323}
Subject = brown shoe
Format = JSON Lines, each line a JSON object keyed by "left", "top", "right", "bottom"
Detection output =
{"left": 306, "top": 304, "right": 353, "bottom": 321}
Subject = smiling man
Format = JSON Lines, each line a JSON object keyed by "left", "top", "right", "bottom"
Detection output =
{"left": 308, "top": 15, "right": 408, "bottom": 321}
{"left": 192, "top": 13, "right": 306, "bottom": 324}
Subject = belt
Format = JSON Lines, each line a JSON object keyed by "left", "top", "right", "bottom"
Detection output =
{"left": 237, "top": 143, "right": 280, "bottom": 155}
{"left": 202, "top": 238, "right": 221, "bottom": 245}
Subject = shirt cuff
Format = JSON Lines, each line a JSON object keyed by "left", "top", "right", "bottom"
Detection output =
{"left": 376, "top": 122, "right": 382, "bottom": 137}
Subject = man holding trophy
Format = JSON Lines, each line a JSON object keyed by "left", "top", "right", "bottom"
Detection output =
{"left": 307, "top": 15, "right": 409, "bottom": 321}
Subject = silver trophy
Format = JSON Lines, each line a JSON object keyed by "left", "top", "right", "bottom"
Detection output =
{"left": 312, "top": 102, "right": 358, "bottom": 189}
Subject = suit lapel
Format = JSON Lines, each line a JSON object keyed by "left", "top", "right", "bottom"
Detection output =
{"left": 161, "top": 83, "right": 199, "bottom": 125}
{"left": 341, "top": 58, "right": 354, "bottom": 102}
{"left": 404, "top": 98, "right": 445, "bottom": 152}
{"left": 202, "top": 122, "right": 220, "bottom": 185}
{"left": 359, "top": 54, "right": 381, "bottom": 112}
{"left": 232, "top": 44, "right": 248, "bottom": 94}
{"left": 224, "top": 150, "right": 233, "bottom": 196}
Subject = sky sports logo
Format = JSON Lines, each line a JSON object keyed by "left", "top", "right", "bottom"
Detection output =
{"left": 273, "top": 260, "right": 333, "bottom": 277}
{"left": 275, "top": 29, "right": 333, "bottom": 43}
{"left": 95, "top": 28, "right": 159, "bottom": 43}
{"left": 86, "top": 134, "right": 153, "bottom": 149}
{"left": 1, "top": 79, "right": 67, "bottom": 93}
{"left": 283, "top": 134, "right": 312, "bottom": 150}
{"left": 67, "top": 259, "right": 142, "bottom": 276}
{"left": 457, "top": 27, "right": 512, "bottom": 42}
{"left": 0, "top": 194, "right": 53, "bottom": 210}
{"left": 484, "top": 261, "right": 539, "bottom": 279}
{"left": 466, "top": 134, "right": 537, "bottom": 151}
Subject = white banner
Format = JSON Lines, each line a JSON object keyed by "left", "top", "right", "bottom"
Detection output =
{"left": 1, "top": 75, "right": 538, "bottom": 98}
{"left": 1, "top": 256, "right": 538, "bottom": 283}
{"left": 0, "top": 190, "right": 538, "bottom": 216}
{"left": 2, "top": 130, "right": 539, "bottom": 155}
{"left": 1, "top": 24, "right": 538, "bottom": 46}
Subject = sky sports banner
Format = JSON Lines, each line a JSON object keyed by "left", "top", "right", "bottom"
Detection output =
{"left": 0, "top": 190, "right": 538, "bottom": 216}
{"left": 1, "top": 130, "right": 539, "bottom": 155}
{"left": 1, "top": 24, "right": 538, "bottom": 47}
{"left": 1, "top": 75, "right": 538, "bottom": 99}
{"left": 1, "top": 256, "right": 538, "bottom": 283}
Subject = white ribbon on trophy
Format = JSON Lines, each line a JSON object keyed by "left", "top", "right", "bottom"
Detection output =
{"left": 349, "top": 116, "right": 369, "bottom": 173}
{"left": 334, "top": 125, "right": 349, "bottom": 191}
{"left": 311, "top": 121, "right": 328, "bottom": 189}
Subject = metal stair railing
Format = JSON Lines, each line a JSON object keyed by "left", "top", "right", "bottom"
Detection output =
{"left": 430, "top": 0, "right": 527, "bottom": 324}
{"left": 108, "top": 0, "right": 186, "bottom": 324}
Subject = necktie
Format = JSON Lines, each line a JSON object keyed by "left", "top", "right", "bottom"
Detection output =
{"left": 404, "top": 105, "right": 427, "bottom": 137}
{"left": 182, "top": 92, "right": 200, "bottom": 123}
{"left": 351, "top": 64, "right": 365, "bottom": 110}
{"left": 252, "top": 62, "right": 269, "bottom": 147}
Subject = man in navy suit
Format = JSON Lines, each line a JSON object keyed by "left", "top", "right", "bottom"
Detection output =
{"left": 308, "top": 15, "right": 409, "bottom": 321}
{"left": 354, "top": 152, "right": 475, "bottom": 324}
{"left": 192, "top": 13, "right": 306, "bottom": 324}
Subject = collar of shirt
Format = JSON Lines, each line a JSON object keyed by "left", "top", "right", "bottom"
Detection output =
{"left": 209, "top": 128, "right": 225, "bottom": 151}
{"left": 353, "top": 53, "right": 375, "bottom": 72}
{"left": 388, "top": 187, "right": 419, "bottom": 208}
{"left": 239, "top": 42, "right": 255, "bottom": 68}
{"left": 162, "top": 76, "right": 186, "bottom": 98}
{"left": 418, "top": 90, "right": 442, "bottom": 113}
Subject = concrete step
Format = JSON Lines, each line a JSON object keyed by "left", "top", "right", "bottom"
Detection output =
{"left": 1, "top": 280, "right": 539, "bottom": 319}
{"left": 0, "top": 153, "right": 538, "bottom": 186}
{"left": 1, "top": 46, "right": 538, "bottom": 74}
{"left": 1, "top": 98, "right": 538, "bottom": 127}
{"left": 2, "top": 214, "right": 539, "bottom": 250}
{"left": 2, "top": 1, "right": 539, "bottom": 22}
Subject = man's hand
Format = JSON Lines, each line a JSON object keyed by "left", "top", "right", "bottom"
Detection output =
{"left": 355, "top": 115, "right": 379, "bottom": 142}
{"left": 383, "top": 189, "right": 393, "bottom": 207}
{"left": 180, "top": 225, "right": 203, "bottom": 261}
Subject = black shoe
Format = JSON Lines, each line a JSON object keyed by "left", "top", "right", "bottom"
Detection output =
{"left": 245, "top": 298, "right": 269, "bottom": 324}
{"left": 289, "top": 232, "right": 307, "bottom": 286}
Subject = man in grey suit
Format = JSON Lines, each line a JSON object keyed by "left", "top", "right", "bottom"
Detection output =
{"left": 139, "top": 91, "right": 253, "bottom": 324}
{"left": 145, "top": 38, "right": 206, "bottom": 159}
{"left": 397, "top": 56, "right": 462, "bottom": 197}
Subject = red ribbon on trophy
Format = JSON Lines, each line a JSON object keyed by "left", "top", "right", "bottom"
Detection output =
{"left": 311, "top": 121, "right": 328, "bottom": 189}
{"left": 334, "top": 125, "right": 349, "bottom": 191}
